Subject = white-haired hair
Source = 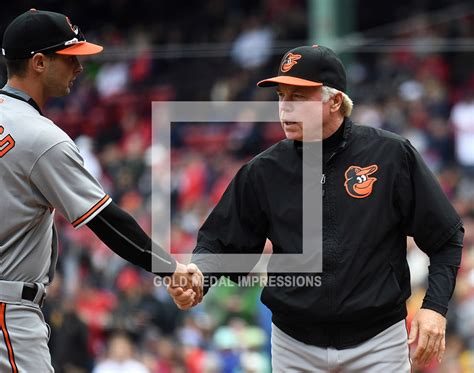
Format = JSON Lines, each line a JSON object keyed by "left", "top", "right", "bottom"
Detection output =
{"left": 321, "top": 86, "right": 353, "bottom": 117}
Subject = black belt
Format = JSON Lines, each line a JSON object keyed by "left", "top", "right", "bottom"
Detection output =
{"left": 22, "top": 284, "right": 45, "bottom": 306}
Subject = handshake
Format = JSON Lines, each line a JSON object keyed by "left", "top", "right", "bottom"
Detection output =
{"left": 166, "top": 262, "right": 204, "bottom": 310}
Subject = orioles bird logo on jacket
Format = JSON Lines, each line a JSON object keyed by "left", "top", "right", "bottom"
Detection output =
{"left": 344, "top": 164, "right": 378, "bottom": 198}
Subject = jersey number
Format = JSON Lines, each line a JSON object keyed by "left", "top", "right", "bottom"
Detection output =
{"left": 0, "top": 126, "right": 15, "bottom": 158}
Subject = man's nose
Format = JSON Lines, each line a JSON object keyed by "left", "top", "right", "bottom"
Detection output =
{"left": 74, "top": 57, "right": 83, "bottom": 74}
{"left": 279, "top": 98, "right": 294, "bottom": 112}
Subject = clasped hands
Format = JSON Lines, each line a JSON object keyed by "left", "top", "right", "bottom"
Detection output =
{"left": 166, "top": 262, "right": 204, "bottom": 309}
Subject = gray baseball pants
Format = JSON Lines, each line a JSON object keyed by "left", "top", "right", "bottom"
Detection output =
{"left": 272, "top": 320, "right": 411, "bottom": 373}
{"left": 0, "top": 282, "right": 53, "bottom": 372}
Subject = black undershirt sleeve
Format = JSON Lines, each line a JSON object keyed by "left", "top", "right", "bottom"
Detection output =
{"left": 421, "top": 227, "right": 463, "bottom": 316}
{"left": 86, "top": 201, "right": 177, "bottom": 276}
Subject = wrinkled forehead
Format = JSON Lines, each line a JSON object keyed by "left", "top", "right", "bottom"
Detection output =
{"left": 276, "top": 84, "right": 324, "bottom": 99}
{"left": 277, "top": 83, "right": 323, "bottom": 92}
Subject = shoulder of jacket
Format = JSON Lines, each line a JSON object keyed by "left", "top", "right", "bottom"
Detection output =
{"left": 351, "top": 122, "right": 409, "bottom": 146}
{"left": 247, "top": 139, "right": 292, "bottom": 166}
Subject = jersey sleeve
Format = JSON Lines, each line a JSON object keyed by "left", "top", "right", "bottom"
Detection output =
{"left": 30, "top": 140, "right": 112, "bottom": 229}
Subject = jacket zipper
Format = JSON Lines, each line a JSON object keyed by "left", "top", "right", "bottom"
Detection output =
{"left": 322, "top": 141, "right": 347, "bottom": 197}
{"left": 321, "top": 173, "right": 326, "bottom": 197}
{"left": 321, "top": 152, "right": 336, "bottom": 198}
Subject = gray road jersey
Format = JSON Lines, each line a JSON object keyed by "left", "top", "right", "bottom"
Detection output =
{"left": 0, "top": 93, "right": 111, "bottom": 284}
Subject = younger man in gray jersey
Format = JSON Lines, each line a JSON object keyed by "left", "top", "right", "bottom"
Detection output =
{"left": 0, "top": 9, "right": 201, "bottom": 372}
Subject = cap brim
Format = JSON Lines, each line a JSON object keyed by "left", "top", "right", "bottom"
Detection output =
{"left": 257, "top": 76, "right": 323, "bottom": 87}
{"left": 56, "top": 41, "right": 103, "bottom": 56}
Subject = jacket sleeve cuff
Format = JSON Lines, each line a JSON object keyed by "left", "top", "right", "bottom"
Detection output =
{"left": 421, "top": 299, "right": 448, "bottom": 317}
{"left": 192, "top": 246, "right": 223, "bottom": 295}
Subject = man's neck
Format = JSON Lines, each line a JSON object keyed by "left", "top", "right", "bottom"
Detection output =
{"left": 323, "top": 116, "right": 344, "bottom": 140}
{"left": 6, "top": 77, "right": 46, "bottom": 109}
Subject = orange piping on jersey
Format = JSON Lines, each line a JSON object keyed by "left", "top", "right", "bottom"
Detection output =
{"left": 72, "top": 194, "right": 110, "bottom": 228}
{"left": 0, "top": 303, "right": 19, "bottom": 373}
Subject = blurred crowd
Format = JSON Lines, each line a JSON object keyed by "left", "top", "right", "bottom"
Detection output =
{"left": 1, "top": 1, "right": 474, "bottom": 372}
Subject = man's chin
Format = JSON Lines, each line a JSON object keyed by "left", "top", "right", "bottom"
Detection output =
{"left": 284, "top": 132, "right": 303, "bottom": 141}
{"left": 51, "top": 88, "right": 71, "bottom": 97}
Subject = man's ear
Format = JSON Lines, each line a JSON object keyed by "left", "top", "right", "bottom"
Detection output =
{"left": 331, "top": 92, "right": 343, "bottom": 112}
{"left": 30, "top": 53, "right": 48, "bottom": 73}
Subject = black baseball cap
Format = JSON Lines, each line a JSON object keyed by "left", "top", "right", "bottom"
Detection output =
{"left": 257, "top": 45, "right": 346, "bottom": 92}
{"left": 2, "top": 9, "right": 103, "bottom": 60}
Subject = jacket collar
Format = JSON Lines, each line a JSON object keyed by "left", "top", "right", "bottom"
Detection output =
{"left": 293, "top": 117, "right": 353, "bottom": 153}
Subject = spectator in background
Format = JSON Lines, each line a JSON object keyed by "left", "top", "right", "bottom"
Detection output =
{"left": 76, "top": 135, "right": 103, "bottom": 181}
{"left": 95, "top": 62, "right": 129, "bottom": 98}
{"left": 43, "top": 273, "right": 92, "bottom": 373}
{"left": 93, "top": 333, "right": 149, "bottom": 373}
{"left": 450, "top": 92, "right": 474, "bottom": 177}
{"left": 231, "top": 15, "right": 273, "bottom": 70}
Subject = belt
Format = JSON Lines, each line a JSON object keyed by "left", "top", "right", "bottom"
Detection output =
{"left": 22, "top": 284, "right": 46, "bottom": 307}
{"left": 0, "top": 281, "right": 46, "bottom": 307}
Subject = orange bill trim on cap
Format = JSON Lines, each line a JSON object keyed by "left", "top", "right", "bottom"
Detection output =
{"left": 257, "top": 76, "right": 323, "bottom": 87}
{"left": 56, "top": 41, "right": 103, "bottom": 56}
{"left": 72, "top": 194, "right": 111, "bottom": 228}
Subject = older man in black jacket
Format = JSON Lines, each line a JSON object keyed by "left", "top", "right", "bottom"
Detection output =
{"left": 168, "top": 45, "right": 463, "bottom": 372}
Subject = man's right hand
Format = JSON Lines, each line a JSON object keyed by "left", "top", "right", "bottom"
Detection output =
{"left": 167, "top": 263, "right": 204, "bottom": 310}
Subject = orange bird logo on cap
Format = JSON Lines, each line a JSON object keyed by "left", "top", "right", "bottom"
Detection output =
{"left": 344, "top": 164, "right": 378, "bottom": 199}
{"left": 281, "top": 53, "right": 302, "bottom": 72}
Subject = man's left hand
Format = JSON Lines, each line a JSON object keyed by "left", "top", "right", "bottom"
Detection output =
{"left": 408, "top": 308, "right": 446, "bottom": 367}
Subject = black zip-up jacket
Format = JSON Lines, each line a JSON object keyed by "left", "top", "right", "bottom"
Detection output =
{"left": 193, "top": 118, "right": 463, "bottom": 348}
